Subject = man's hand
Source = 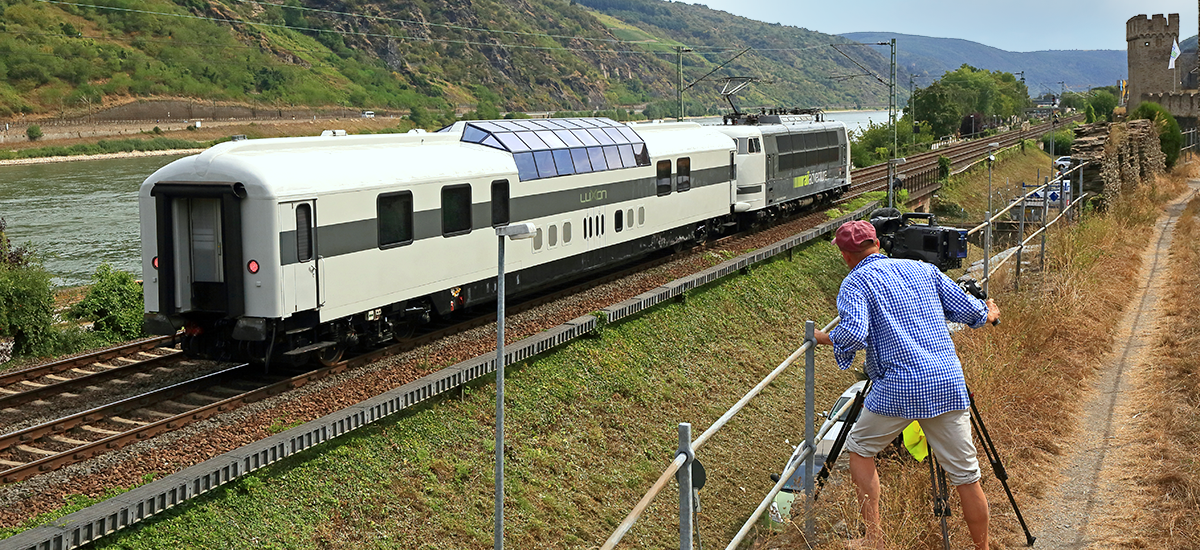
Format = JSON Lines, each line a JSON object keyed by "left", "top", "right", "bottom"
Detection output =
{"left": 986, "top": 299, "right": 1000, "bottom": 325}
{"left": 812, "top": 329, "right": 833, "bottom": 346}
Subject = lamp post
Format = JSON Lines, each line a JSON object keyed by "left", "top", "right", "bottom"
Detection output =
{"left": 887, "top": 157, "right": 906, "bottom": 209}
{"left": 494, "top": 222, "right": 537, "bottom": 550}
{"left": 984, "top": 142, "right": 999, "bottom": 295}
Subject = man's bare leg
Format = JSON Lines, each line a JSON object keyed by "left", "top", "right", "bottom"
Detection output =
{"left": 955, "top": 481, "right": 989, "bottom": 550}
{"left": 848, "top": 452, "right": 884, "bottom": 549}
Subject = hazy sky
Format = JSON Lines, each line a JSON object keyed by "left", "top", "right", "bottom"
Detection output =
{"left": 695, "top": 0, "right": 1196, "bottom": 52}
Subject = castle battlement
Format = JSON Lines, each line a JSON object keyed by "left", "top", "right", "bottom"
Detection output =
{"left": 1127, "top": 13, "right": 1180, "bottom": 41}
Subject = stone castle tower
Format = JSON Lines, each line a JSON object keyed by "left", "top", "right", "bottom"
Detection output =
{"left": 1126, "top": 13, "right": 1179, "bottom": 109}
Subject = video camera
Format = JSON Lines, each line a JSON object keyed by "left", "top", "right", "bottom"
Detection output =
{"left": 869, "top": 208, "right": 968, "bottom": 272}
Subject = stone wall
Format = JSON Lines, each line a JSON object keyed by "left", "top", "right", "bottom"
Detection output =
{"left": 1070, "top": 120, "right": 1165, "bottom": 198}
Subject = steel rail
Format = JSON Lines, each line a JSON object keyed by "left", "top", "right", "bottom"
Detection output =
{"left": 600, "top": 317, "right": 840, "bottom": 550}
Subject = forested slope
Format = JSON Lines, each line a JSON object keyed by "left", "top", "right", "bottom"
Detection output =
{"left": 0, "top": 0, "right": 891, "bottom": 120}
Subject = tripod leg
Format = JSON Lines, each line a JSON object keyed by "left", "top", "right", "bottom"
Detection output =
{"left": 969, "top": 392, "right": 1036, "bottom": 546}
{"left": 928, "top": 452, "right": 951, "bottom": 550}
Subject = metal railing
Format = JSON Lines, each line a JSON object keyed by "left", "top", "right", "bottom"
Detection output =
{"left": 602, "top": 162, "right": 1095, "bottom": 550}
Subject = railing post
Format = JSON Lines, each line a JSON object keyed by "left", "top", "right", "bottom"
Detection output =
{"left": 804, "top": 320, "right": 815, "bottom": 540}
{"left": 1040, "top": 177, "right": 1049, "bottom": 275}
{"left": 1016, "top": 187, "right": 1025, "bottom": 291}
{"left": 677, "top": 423, "right": 694, "bottom": 550}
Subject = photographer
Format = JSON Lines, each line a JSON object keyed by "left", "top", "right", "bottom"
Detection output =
{"left": 813, "top": 220, "right": 1000, "bottom": 550}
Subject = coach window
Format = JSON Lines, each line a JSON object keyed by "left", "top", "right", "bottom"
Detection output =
{"left": 563, "top": 221, "right": 572, "bottom": 243}
{"left": 676, "top": 157, "right": 691, "bottom": 192}
{"left": 296, "top": 203, "right": 313, "bottom": 262}
{"left": 749, "top": 138, "right": 761, "bottom": 153}
{"left": 614, "top": 209, "right": 623, "bottom": 233}
{"left": 491, "top": 180, "right": 509, "bottom": 227}
{"left": 441, "top": 184, "right": 472, "bottom": 237}
{"left": 533, "top": 228, "right": 543, "bottom": 251}
{"left": 548, "top": 224, "right": 558, "bottom": 247}
{"left": 378, "top": 192, "right": 414, "bottom": 248}
{"left": 626, "top": 208, "right": 634, "bottom": 228}
{"left": 638, "top": 206, "right": 645, "bottom": 226}
{"left": 656, "top": 160, "right": 672, "bottom": 196}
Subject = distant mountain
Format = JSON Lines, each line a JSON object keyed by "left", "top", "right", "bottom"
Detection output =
{"left": 842, "top": 32, "right": 1126, "bottom": 95}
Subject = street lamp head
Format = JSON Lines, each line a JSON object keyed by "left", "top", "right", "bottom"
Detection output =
{"left": 497, "top": 222, "right": 538, "bottom": 240}
{"left": 889, "top": 157, "right": 906, "bottom": 165}
{"left": 988, "top": 142, "right": 1000, "bottom": 149}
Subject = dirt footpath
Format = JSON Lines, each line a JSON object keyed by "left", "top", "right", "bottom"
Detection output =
{"left": 1024, "top": 181, "right": 1200, "bottom": 548}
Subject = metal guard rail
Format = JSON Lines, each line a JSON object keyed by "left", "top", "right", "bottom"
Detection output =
{"left": 599, "top": 317, "right": 840, "bottom": 550}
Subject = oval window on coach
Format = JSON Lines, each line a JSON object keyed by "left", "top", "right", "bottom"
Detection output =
{"left": 378, "top": 191, "right": 414, "bottom": 249}
{"left": 442, "top": 184, "right": 472, "bottom": 236}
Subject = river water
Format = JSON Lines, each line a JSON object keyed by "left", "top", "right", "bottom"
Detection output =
{"left": 2, "top": 110, "right": 891, "bottom": 288}
{"left": 0, "top": 155, "right": 187, "bottom": 287}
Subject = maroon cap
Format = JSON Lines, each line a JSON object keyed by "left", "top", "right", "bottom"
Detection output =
{"left": 833, "top": 220, "right": 878, "bottom": 252}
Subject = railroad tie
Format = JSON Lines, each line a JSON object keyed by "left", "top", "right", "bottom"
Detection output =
{"left": 79, "top": 425, "right": 122, "bottom": 435}
{"left": 185, "top": 392, "right": 221, "bottom": 403}
{"left": 48, "top": 434, "right": 90, "bottom": 446}
{"left": 90, "top": 363, "right": 117, "bottom": 370}
{"left": 110, "top": 416, "right": 150, "bottom": 426}
{"left": 45, "top": 374, "right": 72, "bottom": 382}
{"left": 158, "top": 400, "right": 193, "bottom": 410}
{"left": 0, "top": 387, "right": 18, "bottom": 395}
{"left": 18, "top": 380, "right": 46, "bottom": 388}
{"left": 0, "top": 458, "right": 23, "bottom": 467}
{"left": 16, "top": 445, "right": 56, "bottom": 456}
{"left": 138, "top": 409, "right": 175, "bottom": 419}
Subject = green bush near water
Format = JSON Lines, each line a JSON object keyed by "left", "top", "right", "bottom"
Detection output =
{"left": 70, "top": 264, "right": 145, "bottom": 343}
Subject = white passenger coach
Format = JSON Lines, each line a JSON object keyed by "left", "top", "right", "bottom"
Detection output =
{"left": 140, "top": 115, "right": 848, "bottom": 365}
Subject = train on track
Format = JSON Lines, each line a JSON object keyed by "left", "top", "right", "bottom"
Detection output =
{"left": 140, "top": 112, "right": 851, "bottom": 365}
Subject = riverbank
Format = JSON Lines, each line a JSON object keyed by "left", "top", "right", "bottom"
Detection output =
{"left": 0, "top": 148, "right": 205, "bottom": 167}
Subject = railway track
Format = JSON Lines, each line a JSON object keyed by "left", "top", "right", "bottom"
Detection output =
{"left": 846, "top": 117, "right": 1084, "bottom": 202}
{"left": 0, "top": 335, "right": 182, "bottom": 411}
{"left": 0, "top": 119, "right": 1071, "bottom": 487}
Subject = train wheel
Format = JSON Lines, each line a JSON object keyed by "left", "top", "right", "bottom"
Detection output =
{"left": 316, "top": 343, "right": 345, "bottom": 366}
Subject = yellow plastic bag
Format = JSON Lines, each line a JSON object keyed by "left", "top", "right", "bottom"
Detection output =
{"left": 903, "top": 421, "right": 928, "bottom": 462}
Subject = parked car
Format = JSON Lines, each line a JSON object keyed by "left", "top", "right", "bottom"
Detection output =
{"left": 1054, "top": 156, "right": 1072, "bottom": 172}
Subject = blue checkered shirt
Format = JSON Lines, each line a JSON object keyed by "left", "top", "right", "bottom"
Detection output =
{"left": 829, "top": 254, "right": 989, "bottom": 419}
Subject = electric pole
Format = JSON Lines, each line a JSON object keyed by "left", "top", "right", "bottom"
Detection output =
{"left": 888, "top": 38, "right": 897, "bottom": 208}
{"left": 677, "top": 45, "right": 693, "bottom": 121}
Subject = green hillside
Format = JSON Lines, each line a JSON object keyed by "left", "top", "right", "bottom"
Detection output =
{"left": 0, "top": 0, "right": 891, "bottom": 119}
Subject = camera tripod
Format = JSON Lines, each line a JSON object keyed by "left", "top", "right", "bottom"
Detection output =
{"left": 928, "top": 391, "right": 1035, "bottom": 548}
{"left": 814, "top": 389, "right": 1035, "bottom": 548}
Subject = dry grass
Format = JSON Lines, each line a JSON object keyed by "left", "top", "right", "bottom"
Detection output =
{"left": 1125, "top": 162, "right": 1200, "bottom": 547}
{"left": 759, "top": 161, "right": 1193, "bottom": 550}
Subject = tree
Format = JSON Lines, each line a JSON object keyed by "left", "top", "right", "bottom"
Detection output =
{"left": 1130, "top": 102, "right": 1182, "bottom": 169}
{"left": 1087, "top": 90, "right": 1118, "bottom": 124}
{"left": 1085, "top": 103, "right": 1096, "bottom": 123}
{"left": 25, "top": 125, "right": 42, "bottom": 141}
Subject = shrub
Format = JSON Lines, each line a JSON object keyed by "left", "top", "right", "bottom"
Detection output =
{"left": 0, "top": 260, "right": 56, "bottom": 356}
{"left": 70, "top": 264, "right": 145, "bottom": 342}
{"left": 937, "top": 155, "right": 951, "bottom": 180}
{"left": 1130, "top": 101, "right": 1183, "bottom": 169}
{"left": 25, "top": 124, "right": 41, "bottom": 141}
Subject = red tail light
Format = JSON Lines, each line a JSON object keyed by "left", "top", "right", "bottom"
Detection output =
{"left": 152, "top": 256, "right": 159, "bottom": 269}
{"left": 247, "top": 259, "right": 260, "bottom": 274}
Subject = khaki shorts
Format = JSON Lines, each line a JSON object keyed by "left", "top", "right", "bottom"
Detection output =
{"left": 845, "top": 408, "right": 981, "bottom": 486}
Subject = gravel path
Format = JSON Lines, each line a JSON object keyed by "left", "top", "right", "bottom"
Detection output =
{"left": 1023, "top": 182, "right": 1199, "bottom": 548}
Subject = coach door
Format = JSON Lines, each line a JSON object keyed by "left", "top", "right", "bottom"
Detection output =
{"left": 279, "top": 200, "right": 319, "bottom": 314}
